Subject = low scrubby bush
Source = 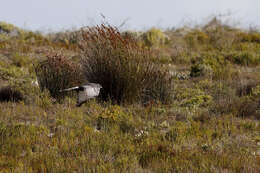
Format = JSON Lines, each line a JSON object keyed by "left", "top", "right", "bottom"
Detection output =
{"left": 236, "top": 96, "right": 260, "bottom": 119}
{"left": 35, "top": 52, "right": 83, "bottom": 100}
{"left": 203, "top": 17, "right": 238, "bottom": 50}
{"left": 236, "top": 80, "right": 258, "bottom": 97}
{"left": 80, "top": 25, "right": 173, "bottom": 104}
{"left": 190, "top": 52, "right": 235, "bottom": 80}
{"left": 224, "top": 51, "right": 260, "bottom": 66}
{"left": 184, "top": 30, "right": 209, "bottom": 50}
{"left": 238, "top": 31, "right": 260, "bottom": 43}
{"left": 0, "top": 21, "right": 21, "bottom": 35}
{"left": 141, "top": 28, "right": 169, "bottom": 48}
{"left": 11, "top": 53, "right": 32, "bottom": 67}
{"left": 0, "top": 86, "right": 23, "bottom": 102}
{"left": 190, "top": 63, "right": 213, "bottom": 78}
{"left": 175, "top": 87, "right": 212, "bottom": 108}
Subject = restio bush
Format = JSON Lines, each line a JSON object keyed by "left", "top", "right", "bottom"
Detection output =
{"left": 35, "top": 52, "right": 83, "bottom": 100}
{"left": 80, "top": 25, "right": 173, "bottom": 104}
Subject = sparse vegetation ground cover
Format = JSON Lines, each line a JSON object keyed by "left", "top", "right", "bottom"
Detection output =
{"left": 0, "top": 18, "right": 259, "bottom": 173}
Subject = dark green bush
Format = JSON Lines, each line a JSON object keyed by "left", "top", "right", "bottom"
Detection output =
{"left": 35, "top": 52, "right": 83, "bottom": 100}
{"left": 190, "top": 63, "right": 213, "bottom": 78}
{"left": 80, "top": 25, "right": 173, "bottom": 104}
{"left": 0, "top": 86, "right": 23, "bottom": 102}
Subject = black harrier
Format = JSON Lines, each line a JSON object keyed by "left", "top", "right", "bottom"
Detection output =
{"left": 60, "top": 83, "right": 102, "bottom": 107}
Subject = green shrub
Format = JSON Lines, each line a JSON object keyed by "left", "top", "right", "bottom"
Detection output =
{"left": 183, "top": 94, "right": 212, "bottom": 108}
{"left": 35, "top": 52, "right": 83, "bottom": 100}
{"left": 224, "top": 51, "right": 260, "bottom": 66}
{"left": 80, "top": 25, "right": 173, "bottom": 104}
{"left": 238, "top": 32, "right": 260, "bottom": 43}
{"left": 141, "top": 28, "right": 169, "bottom": 48}
{"left": 175, "top": 88, "right": 212, "bottom": 108}
{"left": 190, "top": 63, "right": 213, "bottom": 78}
{"left": 184, "top": 30, "right": 209, "bottom": 50}
{"left": 97, "top": 105, "right": 135, "bottom": 133}
{"left": 0, "top": 21, "right": 20, "bottom": 34}
{"left": 251, "top": 85, "right": 260, "bottom": 97}
{"left": 190, "top": 52, "right": 235, "bottom": 80}
{"left": 11, "top": 53, "right": 32, "bottom": 67}
{"left": 0, "top": 65, "right": 28, "bottom": 80}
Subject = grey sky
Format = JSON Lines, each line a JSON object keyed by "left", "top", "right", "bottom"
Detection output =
{"left": 0, "top": 0, "right": 259, "bottom": 32}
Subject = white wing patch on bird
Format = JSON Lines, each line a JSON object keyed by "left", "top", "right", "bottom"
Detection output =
{"left": 59, "top": 86, "right": 79, "bottom": 92}
{"left": 60, "top": 83, "right": 102, "bottom": 107}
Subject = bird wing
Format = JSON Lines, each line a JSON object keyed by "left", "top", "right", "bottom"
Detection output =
{"left": 77, "top": 90, "right": 88, "bottom": 103}
{"left": 59, "top": 86, "right": 79, "bottom": 92}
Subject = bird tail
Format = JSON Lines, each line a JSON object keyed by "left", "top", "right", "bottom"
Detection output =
{"left": 59, "top": 86, "right": 79, "bottom": 92}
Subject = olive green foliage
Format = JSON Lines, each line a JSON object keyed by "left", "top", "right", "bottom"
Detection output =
{"left": 224, "top": 51, "right": 260, "bottom": 66}
{"left": 0, "top": 19, "right": 260, "bottom": 172}
{"left": 141, "top": 28, "right": 169, "bottom": 48}
{"left": 175, "top": 87, "right": 213, "bottom": 108}
{"left": 190, "top": 52, "right": 237, "bottom": 80}
{"left": 184, "top": 30, "right": 209, "bottom": 49}
{"left": 0, "top": 21, "right": 21, "bottom": 34}
{"left": 238, "top": 31, "right": 260, "bottom": 43}
{"left": 11, "top": 53, "right": 32, "bottom": 67}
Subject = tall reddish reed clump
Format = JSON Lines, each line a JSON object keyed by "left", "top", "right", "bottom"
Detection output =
{"left": 80, "top": 25, "right": 173, "bottom": 104}
{"left": 35, "top": 52, "right": 83, "bottom": 100}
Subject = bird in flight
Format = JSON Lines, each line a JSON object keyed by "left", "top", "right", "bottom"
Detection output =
{"left": 60, "top": 83, "right": 102, "bottom": 107}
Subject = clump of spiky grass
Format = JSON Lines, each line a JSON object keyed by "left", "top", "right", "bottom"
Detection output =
{"left": 35, "top": 52, "right": 83, "bottom": 100}
{"left": 80, "top": 25, "right": 173, "bottom": 104}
